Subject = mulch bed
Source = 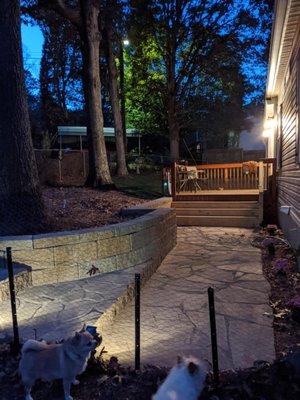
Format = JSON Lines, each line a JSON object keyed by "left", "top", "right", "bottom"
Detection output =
{"left": 251, "top": 226, "right": 300, "bottom": 358}
{"left": 0, "top": 341, "right": 299, "bottom": 400}
{"left": 42, "top": 186, "right": 146, "bottom": 233}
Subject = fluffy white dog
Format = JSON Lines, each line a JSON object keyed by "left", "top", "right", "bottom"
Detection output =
{"left": 153, "top": 356, "right": 207, "bottom": 400}
{"left": 19, "top": 328, "right": 98, "bottom": 400}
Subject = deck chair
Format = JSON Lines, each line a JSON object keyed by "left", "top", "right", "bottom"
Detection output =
{"left": 182, "top": 166, "right": 202, "bottom": 192}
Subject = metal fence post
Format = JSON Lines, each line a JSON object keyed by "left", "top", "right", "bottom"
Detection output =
{"left": 135, "top": 273, "right": 141, "bottom": 370}
{"left": 208, "top": 287, "right": 219, "bottom": 386}
{"left": 6, "top": 247, "right": 20, "bottom": 355}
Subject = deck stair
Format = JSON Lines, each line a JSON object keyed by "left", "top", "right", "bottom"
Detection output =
{"left": 172, "top": 200, "right": 260, "bottom": 228}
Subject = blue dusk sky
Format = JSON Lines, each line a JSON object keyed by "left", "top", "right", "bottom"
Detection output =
{"left": 21, "top": 24, "right": 43, "bottom": 77}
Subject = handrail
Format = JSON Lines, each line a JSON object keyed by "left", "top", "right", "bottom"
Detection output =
{"left": 174, "top": 161, "right": 269, "bottom": 193}
{"left": 196, "top": 162, "right": 244, "bottom": 169}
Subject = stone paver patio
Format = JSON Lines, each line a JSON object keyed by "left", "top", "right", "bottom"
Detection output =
{"left": 0, "top": 262, "right": 150, "bottom": 341}
{"left": 0, "top": 227, "right": 275, "bottom": 370}
{"left": 101, "top": 227, "right": 275, "bottom": 370}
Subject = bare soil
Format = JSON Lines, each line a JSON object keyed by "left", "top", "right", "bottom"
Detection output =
{"left": 42, "top": 187, "right": 146, "bottom": 233}
{"left": 252, "top": 229, "right": 300, "bottom": 358}
{"left": 0, "top": 343, "right": 299, "bottom": 400}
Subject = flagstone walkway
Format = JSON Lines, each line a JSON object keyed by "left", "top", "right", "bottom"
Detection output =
{"left": 101, "top": 227, "right": 275, "bottom": 370}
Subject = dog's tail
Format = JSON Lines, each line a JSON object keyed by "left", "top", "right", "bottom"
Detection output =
{"left": 22, "top": 339, "right": 48, "bottom": 354}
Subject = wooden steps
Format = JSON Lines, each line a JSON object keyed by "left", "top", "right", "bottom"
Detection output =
{"left": 174, "top": 194, "right": 259, "bottom": 202}
{"left": 172, "top": 200, "right": 260, "bottom": 228}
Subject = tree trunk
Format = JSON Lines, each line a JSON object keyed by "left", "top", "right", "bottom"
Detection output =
{"left": 119, "top": 40, "right": 127, "bottom": 152}
{"left": 170, "top": 127, "right": 180, "bottom": 161}
{"left": 167, "top": 94, "right": 180, "bottom": 161}
{"left": 166, "top": 36, "right": 180, "bottom": 161}
{"left": 80, "top": 45, "right": 96, "bottom": 186}
{"left": 80, "top": 1, "right": 113, "bottom": 187}
{"left": 0, "top": 0, "right": 45, "bottom": 235}
{"left": 168, "top": 107, "right": 180, "bottom": 161}
{"left": 105, "top": 24, "right": 128, "bottom": 177}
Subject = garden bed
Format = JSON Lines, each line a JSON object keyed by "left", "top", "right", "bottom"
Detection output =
{"left": 252, "top": 227, "right": 300, "bottom": 358}
{"left": 0, "top": 342, "right": 299, "bottom": 400}
{"left": 42, "top": 186, "right": 146, "bottom": 233}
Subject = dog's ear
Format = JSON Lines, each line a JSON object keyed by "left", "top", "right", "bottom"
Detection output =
{"left": 187, "top": 361, "right": 199, "bottom": 375}
{"left": 79, "top": 323, "right": 86, "bottom": 333}
{"left": 177, "top": 356, "right": 182, "bottom": 365}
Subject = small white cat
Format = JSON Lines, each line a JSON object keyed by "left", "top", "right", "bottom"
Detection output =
{"left": 153, "top": 356, "right": 207, "bottom": 400}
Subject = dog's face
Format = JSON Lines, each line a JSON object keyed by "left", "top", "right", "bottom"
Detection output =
{"left": 71, "top": 331, "right": 98, "bottom": 354}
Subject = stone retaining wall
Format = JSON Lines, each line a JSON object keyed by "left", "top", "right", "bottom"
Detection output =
{"left": 0, "top": 207, "right": 176, "bottom": 290}
{"left": 0, "top": 267, "right": 32, "bottom": 302}
{"left": 121, "top": 197, "right": 172, "bottom": 217}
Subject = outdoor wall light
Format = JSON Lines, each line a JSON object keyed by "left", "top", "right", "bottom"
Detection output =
{"left": 262, "top": 129, "right": 273, "bottom": 138}
{"left": 123, "top": 39, "right": 130, "bottom": 46}
{"left": 264, "top": 118, "right": 277, "bottom": 130}
{"left": 262, "top": 117, "right": 277, "bottom": 137}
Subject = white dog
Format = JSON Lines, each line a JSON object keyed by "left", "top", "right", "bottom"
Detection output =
{"left": 153, "top": 356, "right": 207, "bottom": 400}
{"left": 19, "top": 327, "right": 98, "bottom": 400}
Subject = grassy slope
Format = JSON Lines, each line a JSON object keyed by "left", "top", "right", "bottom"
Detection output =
{"left": 113, "top": 172, "right": 163, "bottom": 199}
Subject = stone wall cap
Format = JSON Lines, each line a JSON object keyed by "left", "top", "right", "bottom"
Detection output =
{"left": 0, "top": 235, "right": 33, "bottom": 243}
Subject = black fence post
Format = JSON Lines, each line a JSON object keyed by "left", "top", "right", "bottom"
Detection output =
{"left": 6, "top": 247, "right": 20, "bottom": 355}
{"left": 135, "top": 273, "right": 141, "bottom": 370}
{"left": 208, "top": 287, "right": 219, "bottom": 386}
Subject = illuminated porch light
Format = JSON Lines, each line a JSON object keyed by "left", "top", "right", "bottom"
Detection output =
{"left": 262, "top": 117, "right": 277, "bottom": 138}
{"left": 123, "top": 39, "right": 130, "bottom": 46}
{"left": 264, "top": 118, "right": 277, "bottom": 130}
{"left": 262, "top": 129, "right": 273, "bottom": 138}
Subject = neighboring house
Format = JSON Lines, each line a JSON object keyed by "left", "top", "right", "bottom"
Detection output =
{"left": 265, "top": 0, "right": 300, "bottom": 264}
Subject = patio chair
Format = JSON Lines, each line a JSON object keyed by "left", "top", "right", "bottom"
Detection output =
{"left": 181, "top": 166, "right": 202, "bottom": 192}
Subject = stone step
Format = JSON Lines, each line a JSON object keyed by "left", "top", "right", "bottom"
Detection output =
{"left": 175, "top": 208, "right": 259, "bottom": 217}
{"left": 172, "top": 201, "right": 258, "bottom": 209}
{"left": 176, "top": 215, "right": 258, "bottom": 228}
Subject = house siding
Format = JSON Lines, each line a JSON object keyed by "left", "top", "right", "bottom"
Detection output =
{"left": 277, "top": 30, "right": 300, "bottom": 262}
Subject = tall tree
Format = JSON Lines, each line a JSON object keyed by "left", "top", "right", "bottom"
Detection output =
{"left": 129, "top": 0, "right": 271, "bottom": 160}
{"left": 0, "top": 0, "right": 44, "bottom": 235}
{"left": 39, "top": 18, "right": 83, "bottom": 137}
{"left": 23, "top": 0, "right": 114, "bottom": 187}
{"left": 125, "top": 36, "right": 167, "bottom": 136}
{"left": 103, "top": 0, "right": 128, "bottom": 176}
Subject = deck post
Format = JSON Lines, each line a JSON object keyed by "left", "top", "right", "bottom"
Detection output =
{"left": 171, "top": 162, "right": 177, "bottom": 200}
{"left": 258, "top": 192, "right": 264, "bottom": 224}
{"left": 258, "top": 161, "right": 264, "bottom": 192}
{"left": 258, "top": 161, "right": 265, "bottom": 224}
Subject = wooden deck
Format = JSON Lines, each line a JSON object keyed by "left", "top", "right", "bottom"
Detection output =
{"left": 167, "top": 160, "right": 277, "bottom": 224}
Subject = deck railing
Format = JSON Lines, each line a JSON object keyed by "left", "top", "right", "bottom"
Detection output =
{"left": 172, "top": 160, "right": 273, "bottom": 195}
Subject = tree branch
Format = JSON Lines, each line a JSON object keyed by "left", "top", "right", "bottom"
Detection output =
{"left": 44, "top": 0, "right": 81, "bottom": 28}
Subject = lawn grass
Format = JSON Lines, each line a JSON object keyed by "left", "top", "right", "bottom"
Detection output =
{"left": 113, "top": 171, "right": 163, "bottom": 199}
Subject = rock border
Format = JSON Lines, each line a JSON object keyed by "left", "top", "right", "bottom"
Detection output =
{"left": 0, "top": 198, "right": 176, "bottom": 299}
